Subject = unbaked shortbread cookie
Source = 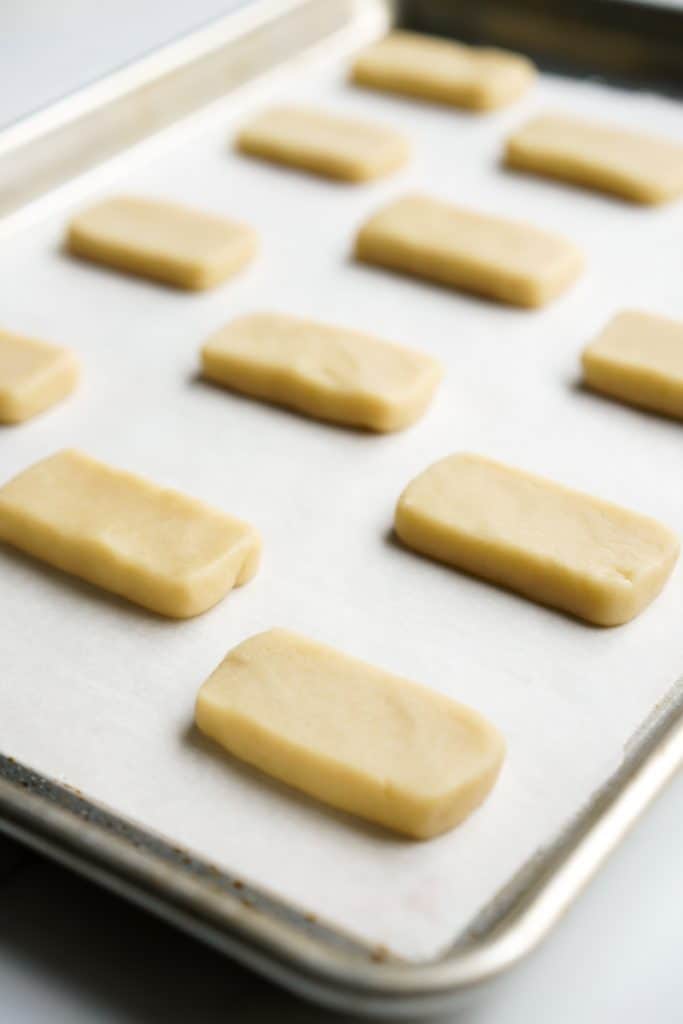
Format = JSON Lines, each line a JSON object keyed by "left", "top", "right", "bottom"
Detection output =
{"left": 505, "top": 114, "right": 683, "bottom": 204}
{"left": 351, "top": 31, "right": 535, "bottom": 111}
{"left": 0, "top": 330, "right": 78, "bottom": 424}
{"left": 201, "top": 312, "right": 442, "bottom": 431}
{"left": 395, "top": 453, "right": 679, "bottom": 626}
{"left": 582, "top": 310, "right": 683, "bottom": 419}
{"left": 67, "top": 196, "right": 258, "bottom": 290}
{"left": 195, "top": 629, "right": 505, "bottom": 839}
{"left": 0, "top": 449, "right": 260, "bottom": 618}
{"left": 236, "top": 105, "right": 410, "bottom": 182}
{"left": 355, "top": 194, "right": 583, "bottom": 307}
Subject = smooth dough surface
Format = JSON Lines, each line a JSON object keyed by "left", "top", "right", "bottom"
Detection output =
{"left": 201, "top": 312, "right": 442, "bottom": 432}
{"left": 505, "top": 114, "right": 683, "bottom": 204}
{"left": 0, "top": 330, "right": 78, "bottom": 424}
{"left": 67, "top": 196, "right": 258, "bottom": 290}
{"left": 236, "top": 105, "right": 410, "bottom": 182}
{"left": 195, "top": 629, "right": 505, "bottom": 839}
{"left": 0, "top": 449, "right": 260, "bottom": 618}
{"left": 351, "top": 31, "right": 535, "bottom": 111}
{"left": 395, "top": 453, "right": 679, "bottom": 626}
{"left": 582, "top": 310, "right": 683, "bottom": 419}
{"left": 355, "top": 194, "right": 583, "bottom": 308}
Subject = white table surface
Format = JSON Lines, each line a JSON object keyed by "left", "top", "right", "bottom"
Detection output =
{"left": 1, "top": 2, "right": 683, "bottom": 1020}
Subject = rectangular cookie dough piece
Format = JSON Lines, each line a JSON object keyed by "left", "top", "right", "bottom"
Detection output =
{"left": 355, "top": 194, "right": 583, "bottom": 308}
{"left": 395, "top": 453, "right": 679, "bottom": 626}
{"left": 201, "top": 312, "right": 442, "bottom": 432}
{"left": 0, "top": 449, "right": 260, "bottom": 618}
{"left": 0, "top": 329, "right": 78, "bottom": 424}
{"left": 505, "top": 114, "right": 683, "bottom": 205}
{"left": 582, "top": 310, "right": 683, "bottom": 419}
{"left": 195, "top": 629, "right": 505, "bottom": 839}
{"left": 67, "top": 196, "right": 258, "bottom": 290}
{"left": 236, "top": 105, "right": 410, "bottom": 182}
{"left": 351, "top": 31, "right": 535, "bottom": 111}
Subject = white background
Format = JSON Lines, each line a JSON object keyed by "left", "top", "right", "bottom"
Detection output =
{"left": 1, "top": 1, "right": 683, "bottom": 1020}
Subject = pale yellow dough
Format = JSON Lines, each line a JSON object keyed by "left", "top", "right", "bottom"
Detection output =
{"left": 0, "top": 449, "right": 260, "bottom": 618}
{"left": 505, "top": 114, "right": 683, "bottom": 204}
{"left": 582, "top": 310, "right": 683, "bottom": 419}
{"left": 67, "top": 196, "right": 258, "bottom": 290}
{"left": 355, "top": 194, "right": 583, "bottom": 308}
{"left": 236, "top": 105, "right": 410, "bottom": 182}
{"left": 195, "top": 629, "right": 505, "bottom": 839}
{"left": 395, "top": 453, "right": 679, "bottom": 626}
{"left": 201, "top": 312, "right": 442, "bottom": 432}
{"left": 0, "top": 330, "right": 78, "bottom": 424}
{"left": 351, "top": 31, "right": 535, "bottom": 111}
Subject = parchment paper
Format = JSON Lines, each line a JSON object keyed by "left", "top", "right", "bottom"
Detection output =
{"left": 1, "top": 29, "right": 683, "bottom": 961}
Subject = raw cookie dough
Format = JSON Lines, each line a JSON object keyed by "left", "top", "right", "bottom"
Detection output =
{"left": 395, "top": 453, "right": 679, "bottom": 626}
{"left": 195, "top": 628, "right": 505, "bottom": 839}
{"left": 355, "top": 193, "right": 583, "bottom": 308}
{"left": 505, "top": 114, "right": 683, "bottom": 204}
{"left": 0, "top": 449, "right": 260, "bottom": 618}
{"left": 67, "top": 196, "right": 258, "bottom": 290}
{"left": 236, "top": 105, "right": 410, "bottom": 182}
{"left": 201, "top": 312, "right": 442, "bottom": 431}
{"left": 0, "top": 329, "right": 78, "bottom": 424}
{"left": 351, "top": 31, "right": 535, "bottom": 111}
{"left": 582, "top": 310, "right": 683, "bottom": 419}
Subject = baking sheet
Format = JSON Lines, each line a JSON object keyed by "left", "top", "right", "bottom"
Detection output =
{"left": 1, "top": 28, "right": 683, "bottom": 963}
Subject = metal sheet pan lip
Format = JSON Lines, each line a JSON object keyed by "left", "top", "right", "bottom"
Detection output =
{"left": 0, "top": 0, "right": 335, "bottom": 153}
{"left": 1, "top": 679, "right": 682, "bottom": 1017}
{"left": 0, "top": 0, "right": 391, "bottom": 222}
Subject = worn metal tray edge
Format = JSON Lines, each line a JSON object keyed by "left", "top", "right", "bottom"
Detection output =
{"left": 2, "top": 684, "right": 682, "bottom": 1018}
{"left": 1, "top": 0, "right": 683, "bottom": 1015}
{"left": 0, "top": 0, "right": 390, "bottom": 220}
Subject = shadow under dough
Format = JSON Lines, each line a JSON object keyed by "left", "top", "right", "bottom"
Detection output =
{"left": 0, "top": 542, "right": 182, "bottom": 629}
{"left": 192, "top": 371, "right": 380, "bottom": 437}
{"left": 570, "top": 375, "right": 680, "bottom": 426}
{"left": 383, "top": 526, "right": 607, "bottom": 631}
{"left": 181, "top": 720, "right": 411, "bottom": 848}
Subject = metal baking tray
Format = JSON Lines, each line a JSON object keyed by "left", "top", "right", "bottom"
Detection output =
{"left": 2, "top": 0, "right": 683, "bottom": 1016}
